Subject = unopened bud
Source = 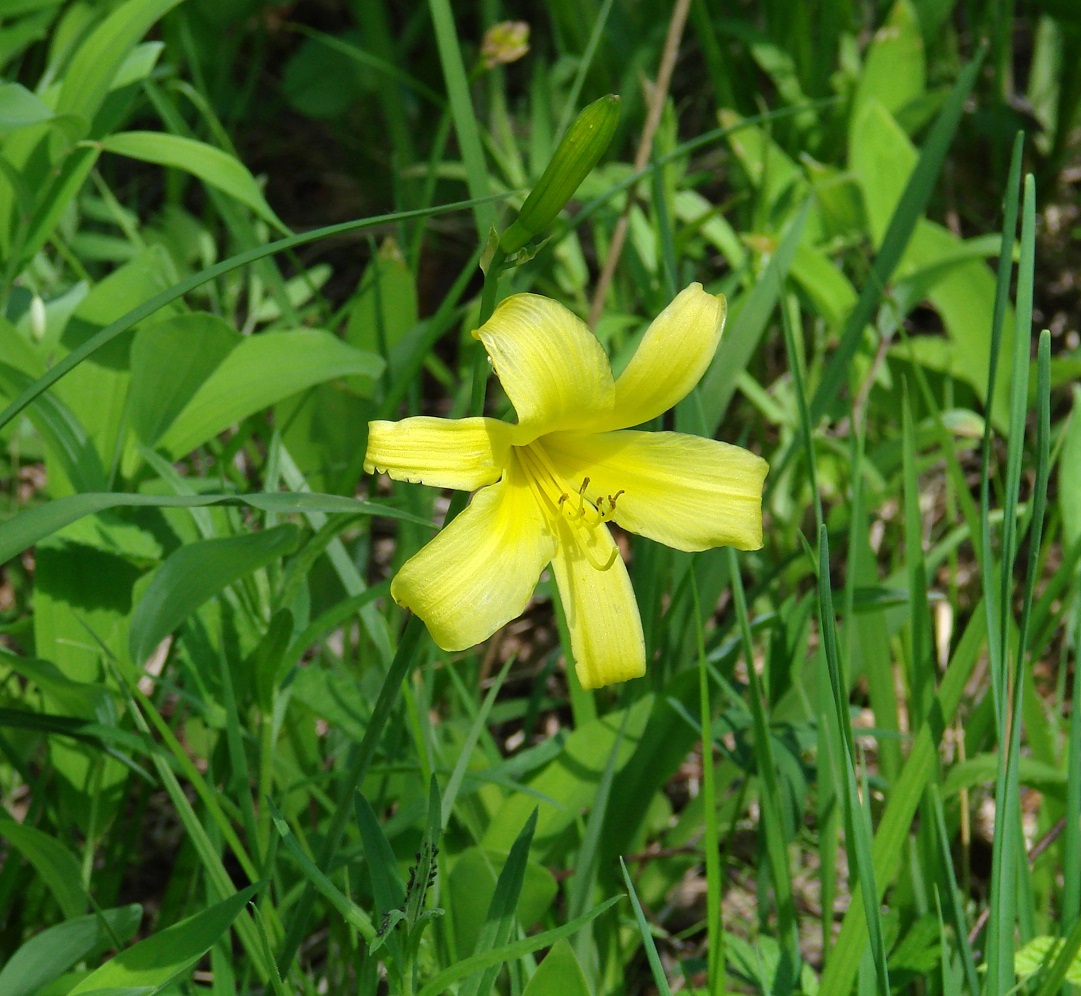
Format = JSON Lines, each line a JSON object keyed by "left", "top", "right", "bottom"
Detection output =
{"left": 481, "top": 21, "right": 529, "bottom": 69}
{"left": 499, "top": 94, "right": 620, "bottom": 254}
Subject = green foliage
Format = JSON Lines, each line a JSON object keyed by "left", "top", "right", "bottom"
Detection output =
{"left": 1, "top": 1, "right": 1078, "bottom": 993}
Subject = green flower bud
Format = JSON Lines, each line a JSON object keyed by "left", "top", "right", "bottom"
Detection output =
{"left": 500, "top": 94, "right": 620, "bottom": 254}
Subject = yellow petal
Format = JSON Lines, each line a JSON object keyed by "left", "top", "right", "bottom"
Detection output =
{"left": 543, "top": 429, "right": 767, "bottom": 552}
{"left": 550, "top": 518, "right": 645, "bottom": 690}
{"left": 473, "top": 294, "right": 615, "bottom": 439}
{"left": 601, "top": 283, "right": 726, "bottom": 431}
{"left": 365, "top": 417, "right": 513, "bottom": 491}
{"left": 391, "top": 453, "right": 555, "bottom": 652}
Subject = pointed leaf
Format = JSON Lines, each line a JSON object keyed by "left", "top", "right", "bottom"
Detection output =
{"left": 155, "top": 329, "right": 383, "bottom": 458}
{"left": 100, "top": 132, "right": 286, "bottom": 232}
{"left": 129, "top": 525, "right": 300, "bottom": 663}
{"left": 67, "top": 884, "right": 259, "bottom": 993}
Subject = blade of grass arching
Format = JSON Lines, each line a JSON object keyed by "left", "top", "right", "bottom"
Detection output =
{"left": 809, "top": 48, "right": 986, "bottom": 424}
{"left": 692, "top": 575, "right": 725, "bottom": 996}
{"left": 619, "top": 857, "right": 673, "bottom": 996}
{"left": 816, "top": 527, "right": 890, "bottom": 993}
{"left": 728, "top": 547, "right": 800, "bottom": 990}
{"left": 818, "top": 606, "right": 987, "bottom": 994}
{"left": 984, "top": 173, "right": 1038, "bottom": 995}
{"left": 427, "top": 0, "right": 495, "bottom": 240}
{"left": 928, "top": 785, "right": 980, "bottom": 995}
{"left": 0, "top": 196, "right": 502, "bottom": 435}
{"left": 459, "top": 809, "right": 539, "bottom": 996}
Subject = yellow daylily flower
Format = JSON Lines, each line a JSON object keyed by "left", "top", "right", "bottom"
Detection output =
{"left": 364, "top": 283, "right": 768, "bottom": 690}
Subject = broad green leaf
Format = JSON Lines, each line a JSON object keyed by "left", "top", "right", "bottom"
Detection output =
{"left": 31, "top": 537, "right": 140, "bottom": 827}
{"left": 851, "top": 100, "right": 1011, "bottom": 424}
{"left": 281, "top": 31, "right": 371, "bottom": 119}
{"left": 112, "top": 40, "right": 164, "bottom": 90}
{"left": 68, "top": 884, "right": 258, "bottom": 993}
{"left": 344, "top": 240, "right": 418, "bottom": 360}
{"left": 0, "top": 198, "right": 491, "bottom": 436}
{"left": 698, "top": 199, "right": 810, "bottom": 432}
{"left": 810, "top": 49, "right": 983, "bottom": 422}
{"left": 128, "top": 312, "right": 239, "bottom": 447}
{"left": 0, "top": 905, "right": 141, "bottom": 996}
{"left": 155, "top": 329, "right": 383, "bottom": 458}
{"left": 719, "top": 108, "right": 805, "bottom": 216}
{"left": 0, "top": 817, "right": 86, "bottom": 919}
{"left": 55, "top": 0, "right": 185, "bottom": 135}
{"left": 128, "top": 524, "right": 300, "bottom": 663}
{"left": 852, "top": 0, "right": 925, "bottom": 125}
{"left": 1016, "top": 935, "right": 1081, "bottom": 985}
{"left": 276, "top": 383, "right": 373, "bottom": 495}
{"left": 0, "top": 351, "right": 107, "bottom": 494}
{"left": 790, "top": 244, "right": 858, "bottom": 328}
{"left": 849, "top": 99, "right": 916, "bottom": 245}
{"left": 100, "top": 131, "right": 286, "bottom": 232}
{"left": 0, "top": 81, "right": 53, "bottom": 135}
{"left": 0, "top": 652, "right": 113, "bottom": 722}
{"left": 521, "top": 940, "right": 591, "bottom": 996}
{"left": 940, "top": 752, "right": 1066, "bottom": 799}
{"left": 56, "top": 247, "right": 177, "bottom": 471}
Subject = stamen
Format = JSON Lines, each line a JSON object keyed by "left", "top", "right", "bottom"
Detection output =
{"left": 515, "top": 444, "right": 619, "bottom": 571}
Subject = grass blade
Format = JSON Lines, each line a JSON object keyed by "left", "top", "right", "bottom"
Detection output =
{"left": 816, "top": 525, "right": 890, "bottom": 993}
{"left": 619, "top": 857, "right": 672, "bottom": 996}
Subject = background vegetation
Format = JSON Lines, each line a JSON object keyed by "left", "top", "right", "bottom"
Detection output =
{"left": 1, "top": 0, "right": 1080, "bottom": 992}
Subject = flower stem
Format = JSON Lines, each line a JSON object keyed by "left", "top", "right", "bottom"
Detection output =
{"left": 469, "top": 246, "right": 506, "bottom": 417}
